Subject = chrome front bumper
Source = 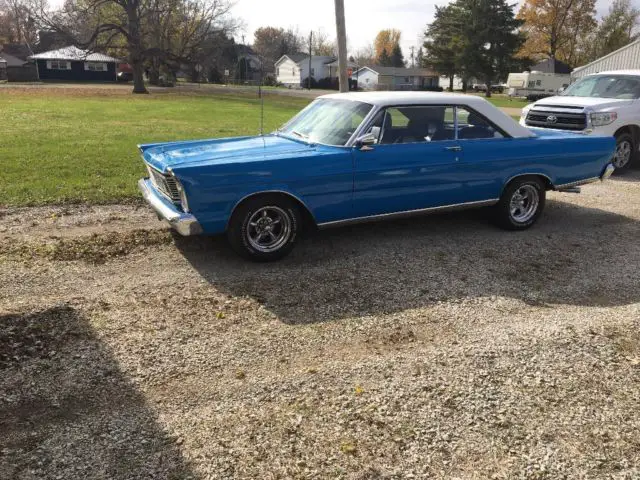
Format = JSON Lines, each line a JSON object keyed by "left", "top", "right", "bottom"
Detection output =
{"left": 138, "top": 178, "right": 203, "bottom": 236}
{"left": 601, "top": 163, "right": 615, "bottom": 180}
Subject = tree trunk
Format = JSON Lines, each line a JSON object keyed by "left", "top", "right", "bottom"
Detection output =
{"left": 485, "top": 78, "right": 492, "bottom": 98}
{"left": 127, "top": 5, "right": 148, "bottom": 94}
{"left": 132, "top": 60, "right": 148, "bottom": 94}
{"left": 449, "top": 74, "right": 454, "bottom": 91}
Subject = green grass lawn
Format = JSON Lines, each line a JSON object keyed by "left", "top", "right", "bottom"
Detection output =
{"left": 480, "top": 95, "right": 529, "bottom": 109}
{"left": 1, "top": 89, "right": 309, "bottom": 206}
{"left": 1, "top": 87, "right": 526, "bottom": 207}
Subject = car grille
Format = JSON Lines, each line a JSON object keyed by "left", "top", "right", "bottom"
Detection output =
{"left": 147, "top": 166, "right": 181, "bottom": 203}
{"left": 525, "top": 109, "right": 587, "bottom": 131}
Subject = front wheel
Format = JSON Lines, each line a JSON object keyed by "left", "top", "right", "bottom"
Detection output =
{"left": 612, "top": 133, "right": 635, "bottom": 171}
{"left": 493, "top": 177, "right": 546, "bottom": 230}
{"left": 227, "top": 195, "right": 301, "bottom": 262}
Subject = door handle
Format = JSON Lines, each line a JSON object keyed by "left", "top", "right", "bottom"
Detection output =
{"left": 444, "top": 146, "right": 462, "bottom": 152}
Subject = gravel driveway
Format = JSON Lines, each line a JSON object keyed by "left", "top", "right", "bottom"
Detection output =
{"left": 1, "top": 172, "right": 639, "bottom": 479}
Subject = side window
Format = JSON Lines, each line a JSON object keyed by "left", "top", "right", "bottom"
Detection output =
{"left": 379, "top": 106, "right": 455, "bottom": 145}
{"left": 456, "top": 107, "right": 504, "bottom": 140}
{"left": 536, "top": 79, "right": 542, "bottom": 86}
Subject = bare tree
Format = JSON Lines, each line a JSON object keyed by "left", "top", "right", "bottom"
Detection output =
{"left": 0, "top": 0, "right": 41, "bottom": 47}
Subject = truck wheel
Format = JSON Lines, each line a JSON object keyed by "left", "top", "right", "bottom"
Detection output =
{"left": 493, "top": 177, "right": 546, "bottom": 230}
{"left": 613, "top": 133, "right": 635, "bottom": 171}
{"left": 227, "top": 195, "right": 301, "bottom": 262}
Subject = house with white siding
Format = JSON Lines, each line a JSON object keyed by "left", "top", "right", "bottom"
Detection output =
{"left": 572, "top": 38, "right": 640, "bottom": 80}
{"left": 353, "top": 66, "right": 440, "bottom": 91}
{"left": 275, "top": 54, "right": 358, "bottom": 87}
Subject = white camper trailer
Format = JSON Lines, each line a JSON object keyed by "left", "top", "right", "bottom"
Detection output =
{"left": 507, "top": 71, "right": 571, "bottom": 100}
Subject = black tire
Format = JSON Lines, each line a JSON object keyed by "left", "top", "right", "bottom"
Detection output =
{"left": 493, "top": 176, "right": 546, "bottom": 230}
{"left": 612, "top": 132, "right": 635, "bottom": 172}
{"left": 227, "top": 194, "right": 301, "bottom": 262}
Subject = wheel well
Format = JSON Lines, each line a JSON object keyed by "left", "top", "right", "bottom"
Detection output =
{"left": 229, "top": 191, "right": 317, "bottom": 231}
{"left": 505, "top": 174, "right": 553, "bottom": 192}
{"left": 614, "top": 125, "right": 640, "bottom": 147}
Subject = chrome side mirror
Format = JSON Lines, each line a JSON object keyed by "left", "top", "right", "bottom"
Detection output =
{"left": 355, "top": 126, "right": 380, "bottom": 150}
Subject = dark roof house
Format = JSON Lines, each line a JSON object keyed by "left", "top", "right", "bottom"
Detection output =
{"left": 0, "top": 45, "right": 38, "bottom": 81}
{"left": 530, "top": 58, "right": 572, "bottom": 74}
{"left": 28, "top": 46, "right": 121, "bottom": 82}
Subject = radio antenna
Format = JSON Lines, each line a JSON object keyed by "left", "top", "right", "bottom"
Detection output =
{"left": 259, "top": 55, "right": 264, "bottom": 136}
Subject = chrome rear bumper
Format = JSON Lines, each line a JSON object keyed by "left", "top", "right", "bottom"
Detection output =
{"left": 138, "top": 178, "right": 203, "bottom": 236}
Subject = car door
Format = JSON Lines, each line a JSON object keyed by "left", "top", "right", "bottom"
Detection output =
{"left": 452, "top": 106, "right": 520, "bottom": 202}
{"left": 351, "top": 105, "right": 464, "bottom": 218}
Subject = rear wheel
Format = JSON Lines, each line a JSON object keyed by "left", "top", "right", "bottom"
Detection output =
{"left": 227, "top": 195, "right": 301, "bottom": 262}
{"left": 493, "top": 177, "right": 546, "bottom": 230}
{"left": 612, "top": 132, "right": 635, "bottom": 172}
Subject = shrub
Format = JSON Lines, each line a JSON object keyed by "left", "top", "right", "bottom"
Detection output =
{"left": 300, "top": 76, "right": 318, "bottom": 89}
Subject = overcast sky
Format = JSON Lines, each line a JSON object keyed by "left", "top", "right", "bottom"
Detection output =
{"left": 232, "top": 0, "right": 639, "bottom": 58}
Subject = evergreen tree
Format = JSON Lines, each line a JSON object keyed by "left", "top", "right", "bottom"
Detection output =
{"left": 378, "top": 48, "right": 392, "bottom": 66}
{"left": 390, "top": 43, "right": 405, "bottom": 67}
{"left": 423, "top": 4, "right": 466, "bottom": 91}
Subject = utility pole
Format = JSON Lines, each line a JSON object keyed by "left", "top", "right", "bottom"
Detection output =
{"left": 334, "top": 0, "right": 348, "bottom": 92}
{"left": 308, "top": 31, "right": 313, "bottom": 91}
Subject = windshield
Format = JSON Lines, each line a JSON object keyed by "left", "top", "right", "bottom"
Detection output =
{"left": 561, "top": 75, "right": 640, "bottom": 99}
{"left": 278, "top": 98, "right": 373, "bottom": 146}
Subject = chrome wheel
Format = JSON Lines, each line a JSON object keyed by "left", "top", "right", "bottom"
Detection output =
{"left": 246, "top": 206, "right": 292, "bottom": 253}
{"left": 509, "top": 184, "right": 539, "bottom": 223}
{"left": 613, "top": 139, "right": 632, "bottom": 169}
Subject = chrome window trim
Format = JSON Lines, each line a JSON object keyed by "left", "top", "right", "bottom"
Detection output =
{"left": 351, "top": 103, "right": 511, "bottom": 147}
{"left": 317, "top": 198, "right": 499, "bottom": 229}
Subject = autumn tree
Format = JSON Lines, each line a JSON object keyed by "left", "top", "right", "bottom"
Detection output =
{"left": 373, "top": 28, "right": 401, "bottom": 63}
{"left": 517, "top": 0, "right": 597, "bottom": 65}
{"left": 253, "top": 26, "right": 304, "bottom": 73}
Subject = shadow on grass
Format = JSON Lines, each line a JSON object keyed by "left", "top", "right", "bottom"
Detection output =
{"left": 175, "top": 199, "right": 640, "bottom": 325}
{"left": 0, "top": 306, "right": 193, "bottom": 480}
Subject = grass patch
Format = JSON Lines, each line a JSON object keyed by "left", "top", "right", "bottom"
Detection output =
{"left": 1, "top": 88, "right": 309, "bottom": 206}
{"left": 1, "top": 86, "right": 526, "bottom": 207}
{"left": 484, "top": 95, "right": 529, "bottom": 109}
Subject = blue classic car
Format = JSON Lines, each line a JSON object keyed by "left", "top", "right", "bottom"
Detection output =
{"left": 138, "top": 92, "right": 616, "bottom": 261}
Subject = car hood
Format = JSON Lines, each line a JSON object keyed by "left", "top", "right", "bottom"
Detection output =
{"left": 531, "top": 95, "right": 633, "bottom": 110}
{"left": 140, "top": 134, "right": 311, "bottom": 173}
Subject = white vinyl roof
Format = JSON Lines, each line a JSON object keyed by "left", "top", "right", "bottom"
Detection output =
{"left": 319, "top": 91, "right": 535, "bottom": 138}
{"left": 29, "top": 46, "right": 120, "bottom": 63}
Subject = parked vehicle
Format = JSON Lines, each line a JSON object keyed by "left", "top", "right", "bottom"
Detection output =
{"left": 507, "top": 71, "right": 571, "bottom": 100}
{"left": 471, "top": 83, "right": 506, "bottom": 94}
{"left": 139, "top": 91, "right": 615, "bottom": 261}
{"left": 117, "top": 71, "right": 132, "bottom": 82}
{"left": 521, "top": 70, "right": 640, "bottom": 170}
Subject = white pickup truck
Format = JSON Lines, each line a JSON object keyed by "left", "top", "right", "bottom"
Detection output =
{"left": 520, "top": 70, "right": 640, "bottom": 171}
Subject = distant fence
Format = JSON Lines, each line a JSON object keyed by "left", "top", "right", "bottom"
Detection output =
{"left": 7, "top": 65, "right": 38, "bottom": 82}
